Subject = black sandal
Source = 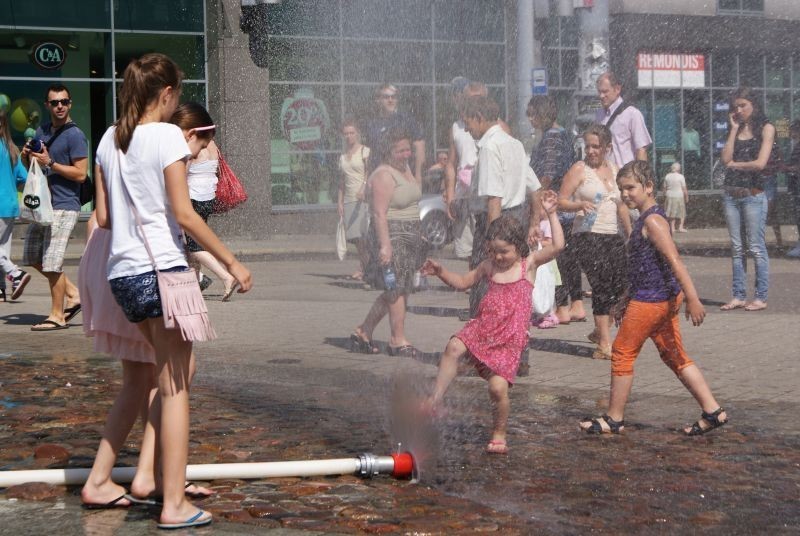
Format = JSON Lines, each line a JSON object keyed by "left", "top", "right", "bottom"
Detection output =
{"left": 387, "top": 344, "right": 418, "bottom": 358}
{"left": 686, "top": 407, "right": 727, "bottom": 436}
{"left": 350, "top": 333, "right": 379, "bottom": 354}
{"left": 581, "top": 414, "right": 625, "bottom": 434}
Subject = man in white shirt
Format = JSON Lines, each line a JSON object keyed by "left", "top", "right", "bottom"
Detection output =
{"left": 462, "top": 95, "right": 541, "bottom": 318}
{"left": 595, "top": 72, "right": 652, "bottom": 168}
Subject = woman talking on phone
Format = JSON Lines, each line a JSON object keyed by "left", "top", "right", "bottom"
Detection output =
{"left": 719, "top": 87, "right": 774, "bottom": 312}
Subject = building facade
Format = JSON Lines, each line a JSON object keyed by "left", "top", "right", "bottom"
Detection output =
{"left": 3, "top": 0, "right": 799, "bottom": 234}
{"left": 0, "top": 0, "right": 208, "bottom": 212}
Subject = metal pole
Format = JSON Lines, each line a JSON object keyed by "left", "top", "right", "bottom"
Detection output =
{"left": 516, "top": 0, "right": 535, "bottom": 138}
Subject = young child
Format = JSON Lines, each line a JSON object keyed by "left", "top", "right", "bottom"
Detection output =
{"left": 420, "top": 191, "right": 564, "bottom": 454}
{"left": 170, "top": 102, "right": 237, "bottom": 301}
{"left": 91, "top": 53, "right": 252, "bottom": 529}
{"left": 531, "top": 217, "right": 562, "bottom": 329}
{"left": 580, "top": 161, "right": 728, "bottom": 436}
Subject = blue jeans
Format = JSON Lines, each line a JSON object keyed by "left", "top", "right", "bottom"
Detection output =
{"left": 723, "top": 192, "right": 769, "bottom": 302}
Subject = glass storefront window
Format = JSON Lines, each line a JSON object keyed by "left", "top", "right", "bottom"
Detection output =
{"left": 114, "top": 33, "right": 205, "bottom": 80}
{"left": 683, "top": 91, "right": 710, "bottom": 189}
{"left": 434, "top": 43, "right": 504, "bottom": 85}
{"left": 433, "top": 0, "right": 505, "bottom": 42}
{"left": 114, "top": 0, "right": 204, "bottom": 33}
{"left": 0, "top": 30, "right": 112, "bottom": 80}
{"left": 712, "top": 52, "right": 737, "bottom": 87}
{"left": 766, "top": 53, "right": 790, "bottom": 88}
{"left": 266, "top": 0, "right": 340, "bottom": 37}
{"left": 342, "top": 0, "right": 431, "bottom": 40}
{"left": 345, "top": 40, "right": 432, "bottom": 84}
{"left": 738, "top": 52, "right": 762, "bottom": 88}
{"left": 0, "top": 0, "right": 110, "bottom": 29}
{"left": 268, "top": 38, "right": 340, "bottom": 82}
{"left": 766, "top": 91, "right": 791, "bottom": 187}
{"left": 653, "top": 90, "right": 681, "bottom": 181}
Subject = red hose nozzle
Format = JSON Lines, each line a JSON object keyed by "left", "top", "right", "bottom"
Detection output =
{"left": 390, "top": 452, "right": 414, "bottom": 479}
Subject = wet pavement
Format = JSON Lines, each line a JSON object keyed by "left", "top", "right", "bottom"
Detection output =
{"left": 1, "top": 236, "right": 799, "bottom": 534}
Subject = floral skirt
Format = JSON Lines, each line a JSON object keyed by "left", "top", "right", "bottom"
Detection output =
{"left": 364, "top": 219, "right": 428, "bottom": 295}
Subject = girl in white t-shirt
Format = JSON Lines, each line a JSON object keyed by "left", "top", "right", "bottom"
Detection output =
{"left": 85, "top": 53, "right": 252, "bottom": 530}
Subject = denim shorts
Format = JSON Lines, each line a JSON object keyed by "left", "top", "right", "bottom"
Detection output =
{"left": 109, "top": 266, "right": 189, "bottom": 323}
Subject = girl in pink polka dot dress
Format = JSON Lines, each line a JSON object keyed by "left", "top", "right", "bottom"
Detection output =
{"left": 420, "top": 191, "right": 564, "bottom": 453}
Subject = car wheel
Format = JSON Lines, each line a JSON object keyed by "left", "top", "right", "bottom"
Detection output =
{"left": 421, "top": 211, "right": 450, "bottom": 249}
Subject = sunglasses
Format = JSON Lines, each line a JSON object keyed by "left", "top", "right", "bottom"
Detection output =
{"left": 48, "top": 99, "right": 72, "bottom": 107}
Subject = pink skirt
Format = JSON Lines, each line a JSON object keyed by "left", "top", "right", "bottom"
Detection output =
{"left": 78, "top": 228, "right": 155, "bottom": 364}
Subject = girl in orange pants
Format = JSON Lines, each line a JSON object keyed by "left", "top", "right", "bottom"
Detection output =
{"left": 580, "top": 161, "right": 728, "bottom": 436}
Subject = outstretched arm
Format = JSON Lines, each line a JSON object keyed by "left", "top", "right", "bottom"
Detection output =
{"left": 644, "top": 215, "right": 704, "bottom": 326}
{"left": 165, "top": 160, "right": 252, "bottom": 293}
{"left": 421, "top": 258, "right": 486, "bottom": 291}
{"left": 531, "top": 191, "right": 564, "bottom": 268}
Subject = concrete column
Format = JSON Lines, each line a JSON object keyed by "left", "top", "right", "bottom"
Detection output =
{"left": 516, "top": 0, "right": 535, "bottom": 139}
{"left": 578, "top": 0, "right": 610, "bottom": 93}
{"left": 207, "top": 0, "right": 271, "bottom": 238}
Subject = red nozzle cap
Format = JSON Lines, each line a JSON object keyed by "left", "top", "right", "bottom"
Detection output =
{"left": 391, "top": 452, "right": 414, "bottom": 479}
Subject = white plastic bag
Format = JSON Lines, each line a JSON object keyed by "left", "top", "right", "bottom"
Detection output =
{"left": 19, "top": 159, "right": 53, "bottom": 226}
{"left": 336, "top": 217, "right": 347, "bottom": 261}
{"left": 533, "top": 258, "right": 556, "bottom": 315}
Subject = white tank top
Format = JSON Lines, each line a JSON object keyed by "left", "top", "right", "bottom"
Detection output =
{"left": 452, "top": 120, "right": 477, "bottom": 170}
{"left": 187, "top": 159, "right": 219, "bottom": 202}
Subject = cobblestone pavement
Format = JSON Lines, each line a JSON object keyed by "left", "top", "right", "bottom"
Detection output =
{"left": 1, "top": 248, "right": 798, "bottom": 534}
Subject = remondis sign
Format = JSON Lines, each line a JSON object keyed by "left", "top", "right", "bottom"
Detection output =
{"left": 637, "top": 53, "right": 705, "bottom": 88}
{"left": 31, "top": 42, "right": 66, "bottom": 71}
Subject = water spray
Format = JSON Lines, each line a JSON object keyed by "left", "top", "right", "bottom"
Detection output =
{"left": 0, "top": 452, "right": 414, "bottom": 488}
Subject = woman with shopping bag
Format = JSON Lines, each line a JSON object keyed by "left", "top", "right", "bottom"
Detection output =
{"left": 0, "top": 111, "right": 31, "bottom": 301}
{"left": 336, "top": 118, "right": 371, "bottom": 278}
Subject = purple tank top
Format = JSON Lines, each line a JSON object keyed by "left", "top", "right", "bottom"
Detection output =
{"left": 627, "top": 205, "right": 681, "bottom": 302}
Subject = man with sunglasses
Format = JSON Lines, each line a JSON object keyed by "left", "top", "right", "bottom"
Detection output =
{"left": 364, "top": 84, "right": 426, "bottom": 182}
{"left": 20, "top": 84, "right": 87, "bottom": 331}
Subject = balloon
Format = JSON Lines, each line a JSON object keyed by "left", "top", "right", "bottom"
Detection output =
{"left": 24, "top": 127, "right": 37, "bottom": 140}
{"left": 9, "top": 98, "right": 42, "bottom": 133}
{"left": 0, "top": 93, "right": 10, "bottom": 115}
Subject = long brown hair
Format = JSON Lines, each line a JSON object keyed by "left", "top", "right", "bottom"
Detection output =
{"left": 0, "top": 113, "right": 20, "bottom": 167}
{"left": 169, "top": 102, "right": 215, "bottom": 141}
{"left": 115, "top": 53, "right": 183, "bottom": 153}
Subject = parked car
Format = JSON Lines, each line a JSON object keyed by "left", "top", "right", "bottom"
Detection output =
{"left": 419, "top": 193, "right": 452, "bottom": 249}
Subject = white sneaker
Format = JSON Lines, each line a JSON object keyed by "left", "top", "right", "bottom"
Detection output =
{"left": 786, "top": 244, "right": 800, "bottom": 258}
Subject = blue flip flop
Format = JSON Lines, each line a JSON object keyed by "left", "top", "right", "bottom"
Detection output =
{"left": 157, "top": 510, "right": 212, "bottom": 530}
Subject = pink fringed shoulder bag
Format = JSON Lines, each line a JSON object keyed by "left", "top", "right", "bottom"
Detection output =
{"left": 117, "top": 150, "right": 217, "bottom": 342}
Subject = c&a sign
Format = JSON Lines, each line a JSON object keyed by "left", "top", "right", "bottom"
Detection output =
{"left": 30, "top": 42, "right": 66, "bottom": 71}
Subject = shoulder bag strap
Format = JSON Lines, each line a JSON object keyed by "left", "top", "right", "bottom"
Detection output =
{"left": 604, "top": 102, "right": 630, "bottom": 130}
{"left": 115, "top": 149, "right": 160, "bottom": 271}
{"left": 43, "top": 122, "right": 77, "bottom": 149}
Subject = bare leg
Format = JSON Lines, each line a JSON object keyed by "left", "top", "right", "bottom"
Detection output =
{"left": 678, "top": 218, "right": 687, "bottom": 232}
{"left": 669, "top": 218, "right": 676, "bottom": 233}
{"left": 355, "top": 293, "right": 388, "bottom": 341}
{"left": 429, "top": 338, "right": 468, "bottom": 404}
{"left": 678, "top": 364, "right": 727, "bottom": 433}
{"left": 487, "top": 375, "right": 510, "bottom": 443}
{"left": 64, "top": 274, "right": 80, "bottom": 307}
{"left": 131, "top": 354, "right": 201, "bottom": 499}
{"left": 189, "top": 251, "right": 235, "bottom": 291}
{"left": 555, "top": 305, "right": 572, "bottom": 323}
{"left": 355, "top": 239, "right": 369, "bottom": 277}
{"left": 137, "top": 319, "right": 209, "bottom": 526}
{"left": 81, "top": 361, "right": 154, "bottom": 506}
{"left": 568, "top": 299, "right": 586, "bottom": 320}
{"left": 386, "top": 292, "right": 411, "bottom": 347}
{"left": 31, "top": 265, "right": 67, "bottom": 324}
{"left": 593, "top": 314, "right": 612, "bottom": 350}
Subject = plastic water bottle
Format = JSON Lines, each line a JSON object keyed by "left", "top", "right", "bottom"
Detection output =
{"left": 579, "top": 192, "right": 603, "bottom": 232}
{"left": 383, "top": 264, "right": 397, "bottom": 290}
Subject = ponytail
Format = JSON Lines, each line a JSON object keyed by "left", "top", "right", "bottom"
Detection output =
{"left": 115, "top": 53, "right": 183, "bottom": 153}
